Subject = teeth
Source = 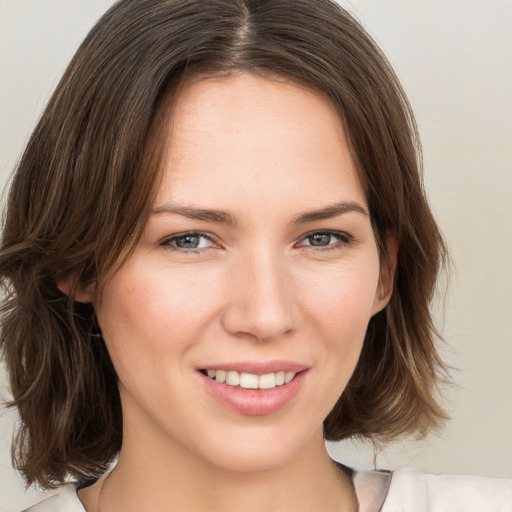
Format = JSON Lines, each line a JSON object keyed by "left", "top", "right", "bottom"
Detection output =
{"left": 258, "top": 373, "right": 276, "bottom": 389}
{"left": 205, "top": 369, "right": 298, "bottom": 389}
{"left": 226, "top": 371, "right": 240, "bottom": 386}
{"left": 239, "top": 372, "right": 259, "bottom": 389}
{"left": 285, "top": 371, "right": 295, "bottom": 383}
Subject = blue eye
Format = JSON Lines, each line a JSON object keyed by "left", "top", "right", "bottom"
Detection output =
{"left": 162, "top": 232, "right": 215, "bottom": 250}
{"left": 299, "top": 231, "right": 351, "bottom": 249}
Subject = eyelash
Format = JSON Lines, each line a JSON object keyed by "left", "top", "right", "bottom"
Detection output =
{"left": 160, "top": 230, "right": 353, "bottom": 253}
{"left": 296, "top": 230, "right": 353, "bottom": 252}
{"left": 160, "top": 231, "right": 217, "bottom": 252}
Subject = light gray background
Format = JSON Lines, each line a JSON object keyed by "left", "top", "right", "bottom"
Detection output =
{"left": 1, "top": 0, "right": 511, "bottom": 510}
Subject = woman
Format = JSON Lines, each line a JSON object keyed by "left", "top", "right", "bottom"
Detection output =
{"left": 1, "top": 0, "right": 510, "bottom": 511}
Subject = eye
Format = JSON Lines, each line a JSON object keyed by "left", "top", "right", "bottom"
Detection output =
{"left": 161, "top": 231, "right": 216, "bottom": 251}
{"left": 298, "top": 230, "right": 351, "bottom": 249}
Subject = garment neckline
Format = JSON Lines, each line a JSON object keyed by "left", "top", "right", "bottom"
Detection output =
{"left": 73, "top": 464, "right": 392, "bottom": 512}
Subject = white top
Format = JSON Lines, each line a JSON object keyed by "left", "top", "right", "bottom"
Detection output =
{"left": 353, "top": 468, "right": 512, "bottom": 511}
{"left": 23, "top": 467, "right": 512, "bottom": 512}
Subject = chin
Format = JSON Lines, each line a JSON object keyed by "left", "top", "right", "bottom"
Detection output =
{"left": 189, "top": 422, "right": 323, "bottom": 474}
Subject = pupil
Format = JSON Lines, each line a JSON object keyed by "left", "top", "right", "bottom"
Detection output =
{"left": 177, "top": 235, "right": 200, "bottom": 248}
{"left": 309, "top": 233, "right": 330, "bottom": 246}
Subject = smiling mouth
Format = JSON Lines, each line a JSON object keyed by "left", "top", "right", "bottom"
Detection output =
{"left": 200, "top": 369, "right": 298, "bottom": 390}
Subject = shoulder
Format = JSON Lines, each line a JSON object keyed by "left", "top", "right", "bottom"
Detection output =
{"left": 22, "top": 484, "right": 85, "bottom": 512}
{"left": 381, "top": 467, "right": 512, "bottom": 512}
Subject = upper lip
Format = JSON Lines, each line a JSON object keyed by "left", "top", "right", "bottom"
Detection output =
{"left": 197, "top": 361, "right": 308, "bottom": 375}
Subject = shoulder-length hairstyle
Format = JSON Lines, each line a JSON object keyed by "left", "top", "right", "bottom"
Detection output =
{"left": 0, "top": 0, "right": 448, "bottom": 489}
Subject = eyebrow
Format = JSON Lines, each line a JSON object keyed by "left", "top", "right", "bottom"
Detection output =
{"left": 151, "top": 200, "right": 367, "bottom": 226}
{"left": 291, "top": 201, "right": 368, "bottom": 224}
{"left": 151, "top": 203, "right": 237, "bottom": 225}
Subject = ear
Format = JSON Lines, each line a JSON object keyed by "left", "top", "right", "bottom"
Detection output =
{"left": 57, "top": 274, "right": 96, "bottom": 303}
{"left": 371, "top": 233, "right": 398, "bottom": 315}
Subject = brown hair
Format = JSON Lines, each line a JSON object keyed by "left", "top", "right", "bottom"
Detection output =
{"left": 0, "top": 0, "right": 448, "bottom": 489}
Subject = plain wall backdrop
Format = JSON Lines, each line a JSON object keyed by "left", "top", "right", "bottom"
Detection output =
{"left": 1, "top": 0, "right": 511, "bottom": 510}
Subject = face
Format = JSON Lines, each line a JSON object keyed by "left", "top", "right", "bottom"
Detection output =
{"left": 95, "top": 73, "right": 391, "bottom": 472}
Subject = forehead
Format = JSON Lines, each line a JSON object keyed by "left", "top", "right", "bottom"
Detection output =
{"left": 156, "top": 73, "right": 366, "bottom": 213}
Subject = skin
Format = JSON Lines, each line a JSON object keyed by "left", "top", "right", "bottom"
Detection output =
{"left": 76, "top": 73, "right": 394, "bottom": 512}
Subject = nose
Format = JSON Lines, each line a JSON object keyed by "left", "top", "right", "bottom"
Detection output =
{"left": 221, "top": 249, "right": 297, "bottom": 342}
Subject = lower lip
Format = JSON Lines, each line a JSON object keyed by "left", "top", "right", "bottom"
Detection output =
{"left": 199, "top": 370, "right": 308, "bottom": 416}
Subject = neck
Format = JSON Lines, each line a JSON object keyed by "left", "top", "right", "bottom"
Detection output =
{"left": 81, "top": 398, "right": 357, "bottom": 512}
{"left": 103, "top": 448, "right": 354, "bottom": 512}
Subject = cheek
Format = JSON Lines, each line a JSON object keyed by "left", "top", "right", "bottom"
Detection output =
{"left": 298, "top": 259, "right": 381, "bottom": 343}
{"left": 96, "top": 260, "right": 223, "bottom": 370}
